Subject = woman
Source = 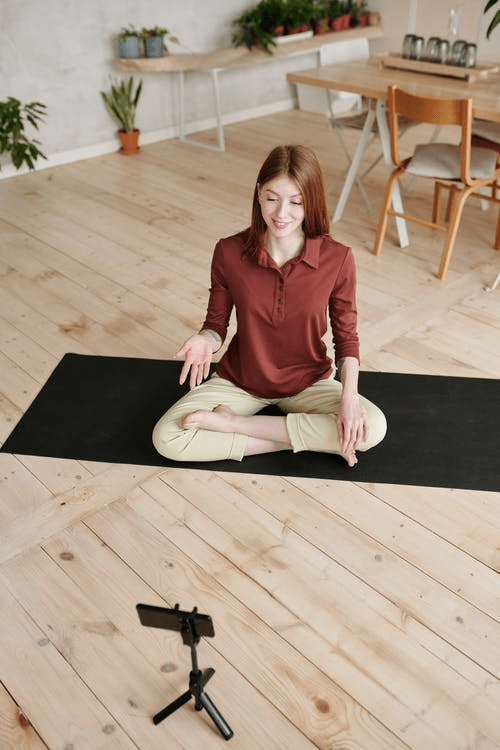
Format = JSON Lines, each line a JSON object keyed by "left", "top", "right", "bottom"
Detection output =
{"left": 153, "top": 145, "right": 386, "bottom": 466}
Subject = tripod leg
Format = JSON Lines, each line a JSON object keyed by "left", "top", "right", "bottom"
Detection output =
{"left": 153, "top": 688, "right": 192, "bottom": 725}
{"left": 199, "top": 691, "right": 234, "bottom": 741}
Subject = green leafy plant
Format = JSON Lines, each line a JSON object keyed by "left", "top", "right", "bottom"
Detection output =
{"left": 233, "top": 0, "right": 287, "bottom": 52}
{"left": 485, "top": 0, "right": 500, "bottom": 38}
{"left": 309, "top": 0, "right": 329, "bottom": 20}
{"left": 140, "top": 26, "right": 180, "bottom": 42}
{"left": 101, "top": 77, "right": 143, "bottom": 133}
{"left": 119, "top": 25, "right": 141, "bottom": 44}
{"left": 327, "top": 0, "right": 345, "bottom": 19}
{"left": 284, "top": 0, "right": 312, "bottom": 29}
{"left": 258, "top": 0, "right": 287, "bottom": 29}
{"left": 0, "top": 97, "right": 47, "bottom": 170}
{"left": 140, "top": 26, "right": 164, "bottom": 38}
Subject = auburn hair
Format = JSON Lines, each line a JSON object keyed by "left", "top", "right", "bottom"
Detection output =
{"left": 244, "top": 144, "right": 330, "bottom": 255}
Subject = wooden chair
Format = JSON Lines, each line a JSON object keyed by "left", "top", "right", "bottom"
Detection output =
{"left": 470, "top": 121, "right": 500, "bottom": 292}
{"left": 373, "top": 85, "right": 500, "bottom": 279}
{"left": 471, "top": 119, "right": 500, "bottom": 151}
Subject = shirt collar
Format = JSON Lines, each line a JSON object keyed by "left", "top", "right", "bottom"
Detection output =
{"left": 256, "top": 235, "right": 322, "bottom": 269}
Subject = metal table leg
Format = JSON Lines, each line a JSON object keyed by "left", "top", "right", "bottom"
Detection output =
{"left": 332, "top": 98, "right": 409, "bottom": 248}
{"left": 178, "top": 68, "right": 225, "bottom": 152}
{"left": 332, "top": 106, "right": 376, "bottom": 224}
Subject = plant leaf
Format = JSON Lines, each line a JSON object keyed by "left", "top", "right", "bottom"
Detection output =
{"left": 486, "top": 9, "right": 500, "bottom": 38}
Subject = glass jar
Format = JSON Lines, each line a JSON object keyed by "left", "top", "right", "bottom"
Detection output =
{"left": 402, "top": 34, "right": 416, "bottom": 59}
{"left": 461, "top": 43, "right": 477, "bottom": 68}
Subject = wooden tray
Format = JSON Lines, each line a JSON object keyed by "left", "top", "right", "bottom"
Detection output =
{"left": 380, "top": 53, "right": 499, "bottom": 82}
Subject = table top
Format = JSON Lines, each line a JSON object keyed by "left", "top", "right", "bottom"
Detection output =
{"left": 287, "top": 56, "right": 500, "bottom": 122}
{"left": 116, "top": 25, "right": 382, "bottom": 73}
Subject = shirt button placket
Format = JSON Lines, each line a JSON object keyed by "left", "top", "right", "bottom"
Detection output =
{"left": 276, "top": 275, "right": 285, "bottom": 318}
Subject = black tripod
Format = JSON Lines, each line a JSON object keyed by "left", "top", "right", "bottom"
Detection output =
{"left": 137, "top": 603, "right": 233, "bottom": 741}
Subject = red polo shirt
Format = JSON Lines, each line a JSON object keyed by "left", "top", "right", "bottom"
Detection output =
{"left": 202, "top": 231, "right": 360, "bottom": 399}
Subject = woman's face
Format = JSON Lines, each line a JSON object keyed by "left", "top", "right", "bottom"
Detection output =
{"left": 258, "top": 175, "right": 305, "bottom": 242}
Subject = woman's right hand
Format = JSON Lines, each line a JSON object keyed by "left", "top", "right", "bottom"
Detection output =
{"left": 176, "top": 333, "right": 217, "bottom": 390}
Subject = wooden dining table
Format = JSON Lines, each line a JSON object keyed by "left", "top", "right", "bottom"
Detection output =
{"left": 287, "top": 56, "right": 500, "bottom": 247}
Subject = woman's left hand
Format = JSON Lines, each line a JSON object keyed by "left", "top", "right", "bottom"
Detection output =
{"left": 336, "top": 394, "right": 369, "bottom": 456}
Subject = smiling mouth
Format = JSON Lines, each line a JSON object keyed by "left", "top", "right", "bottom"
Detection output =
{"left": 272, "top": 219, "right": 290, "bottom": 229}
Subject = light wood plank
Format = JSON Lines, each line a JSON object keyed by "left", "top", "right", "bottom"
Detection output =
{"left": 0, "top": 575, "right": 136, "bottom": 749}
{"left": 0, "top": 108, "right": 498, "bottom": 750}
{"left": 0, "top": 464, "right": 157, "bottom": 564}
{"left": 41, "top": 522, "right": 319, "bottom": 749}
{"left": 0, "top": 681, "right": 48, "bottom": 750}
{"left": 147, "top": 470, "right": 500, "bottom": 748}
{"left": 86, "top": 495, "right": 408, "bottom": 750}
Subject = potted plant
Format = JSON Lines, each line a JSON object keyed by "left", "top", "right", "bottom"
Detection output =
{"left": 232, "top": 4, "right": 278, "bottom": 52}
{"left": 140, "top": 26, "right": 179, "bottom": 57}
{"left": 0, "top": 97, "right": 47, "bottom": 171}
{"left": 485, "top": 0, "right": 500, "bottom": 38}
{"left": 328, "top": 0, "right": 347, "bottom": 30}
{"left": 118, "top": 26, "right": 142, "bottom": 58}
{"left": 101, "top": 76, "right": 143, "bottom": 155}
{"left": 350, "top": 0, "right": 370, "bottom": 27}
{"left": 284, "top": 0, "right": 312, "bottom": 33}
{"left": 310, "top": 0, "right": 330, "bottom": 34}
{"left": 258, "top": 0, "right": 287, "bottom": 36}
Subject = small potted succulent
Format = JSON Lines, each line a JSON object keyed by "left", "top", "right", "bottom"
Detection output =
{"left": 0, "top": 97, "right": 47, "bottom": 171}
{"left": 101, "top": 76, "right": 143, "bottom": 155}
{"left": 140, "top": 26, "right": 179, "bottom": 57}
{"left": 118, "top": 26, "right": 142, "bottom": 58}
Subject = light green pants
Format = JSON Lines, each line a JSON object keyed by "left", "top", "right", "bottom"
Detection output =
{"left": 152, "top": 373, "right": 387, "bottom": 462}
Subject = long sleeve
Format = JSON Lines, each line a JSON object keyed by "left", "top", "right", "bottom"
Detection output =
{"left": 201, "top": 239, "right": 234, "bottom": 345}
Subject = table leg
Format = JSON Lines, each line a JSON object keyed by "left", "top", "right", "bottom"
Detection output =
{"left": 178, "top": 68, "right": 225, "bottom": 152}
{"left": 332, "top": 106, "right": 376, "bottom": 224}
{"left": 375, "top": 99, "right": 409, "bottom": 247}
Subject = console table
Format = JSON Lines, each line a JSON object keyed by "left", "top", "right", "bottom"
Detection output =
{"left": 116, "top": 25, "right": 383, "bottom": 151}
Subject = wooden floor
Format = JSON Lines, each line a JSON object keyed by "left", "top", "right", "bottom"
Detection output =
{"left": 0, "top": 110, "right": 499, "bottom": 750}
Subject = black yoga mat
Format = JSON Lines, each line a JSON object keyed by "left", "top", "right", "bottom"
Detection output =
{"left": 2, "top": 353, "right": 499, "bottom": 492}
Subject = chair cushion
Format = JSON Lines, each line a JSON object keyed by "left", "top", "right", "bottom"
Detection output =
{"left": 471, "top": 120, "right": 500, "bottom": 144}
{"left": 407, "top": 143, "right": 498, "bottom": 180}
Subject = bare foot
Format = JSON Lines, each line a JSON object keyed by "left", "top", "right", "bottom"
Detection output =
{"left": 342, "top": 450, "right": 358, "bottom": 468}
{"left": 182, "top": 405, "right": 234, "bottom": 432}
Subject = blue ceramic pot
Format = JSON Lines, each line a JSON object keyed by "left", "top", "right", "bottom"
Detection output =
{"left": 119, "top": 35, "right": 141, "bottom": 58}
{"left": 145, "top": 36, "right": 164, "bottom": 57}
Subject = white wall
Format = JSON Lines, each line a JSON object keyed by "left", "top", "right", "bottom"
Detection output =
{"left": 368, "top": 0, "right": 487, "bottom": 57}
{"left": 0, "top": 0, "right": 494, "bottom": 176}
{"left": 0, "top": 0, "right": 320, "bottom": 173}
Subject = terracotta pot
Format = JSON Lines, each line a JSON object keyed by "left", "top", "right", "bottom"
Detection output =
{"left": 312, "top": 18, "right": 329, "bottom": 34}
{"left": 118, "top": 128, "right": 140, "bottom": 155}
{"left": 359, "top": 12, "right": 370, "bottom": 26}
{"left": 330, "top": 13, "right": 352, "bottom": 31}
{"left": 329, "top": 17, "right": 343, "bottom": 31}
{"left": 288, "top": 23, "right": 310, "bottom": 34}
{"left": 273, "top": 25, "right": 285, "bottom": 36}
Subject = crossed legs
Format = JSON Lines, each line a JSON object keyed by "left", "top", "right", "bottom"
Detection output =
{"left": 152, "top": 373, "right": 387, "bottom": 465}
